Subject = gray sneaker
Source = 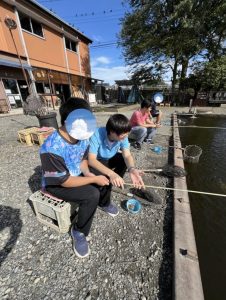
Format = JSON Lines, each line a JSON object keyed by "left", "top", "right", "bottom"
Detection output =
{"left": 144, "top": 139, "right": 154, "bottom": 145}
{"left": 71, "top": 227, "right": 90, "bottom": 258}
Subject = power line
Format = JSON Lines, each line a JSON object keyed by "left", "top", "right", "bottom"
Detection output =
{"left": 91, "top": 46, "right": 118, "bottom": 50}
{"left": 90, "top": 42, "right": 118, "bottom": 48}
{"left": 92, "top": 40, "right": 117, "bottom": 45}
{"left": 39, "top": 0, "right": 125, "bottom": 18}
{"left": 68, "top": 17, "right": 123, "bottom": 26}
{"left": 39, "top": 0, "right": 64, "bottom": 2}
{"left": 65, "top": 8, "right": 124, "bottom": 19}
{"left": 66, "top": 13, "right": 124, "bottom": 23}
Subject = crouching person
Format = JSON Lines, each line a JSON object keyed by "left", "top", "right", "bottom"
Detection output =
{"left": 88, "top": 114, "right": 145, "bottom": 214}
{"left": 129, "top": 99, "right": 161, "bottom": 150}
{"left": 40, "top": 97, "right": 110, "bottom": 258}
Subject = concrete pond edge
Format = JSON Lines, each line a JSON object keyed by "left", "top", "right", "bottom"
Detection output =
{"left": 173, "top": 113, "right": 204, "bottom": 300}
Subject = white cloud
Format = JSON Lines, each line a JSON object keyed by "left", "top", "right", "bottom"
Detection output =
{"left": 91, "top": 65, "right": 130, "bottom": 84}
{"left": 96, "top": 56, "right": 110, "bottom": 64}
{"left": 91, "top": 35, "right": 104, "bottom": 42}
{"left": 91, "top": 56, "right": 111, "bottom": 68}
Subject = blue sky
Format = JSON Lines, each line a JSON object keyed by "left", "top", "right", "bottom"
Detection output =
{"left": 36, "top": 0, "right": 129, "bottom": 84}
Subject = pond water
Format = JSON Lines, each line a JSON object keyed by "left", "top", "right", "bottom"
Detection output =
{"left": 179, "top": 115, "right": 226, "bottom": 300}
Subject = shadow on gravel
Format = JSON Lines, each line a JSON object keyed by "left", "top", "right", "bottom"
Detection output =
{"left": 158, "top": 135, "right": 174, "bottom": 300}
{"left": 28, "top": 166, "right": 42, "bottom": 193}
{"left": 0, "top": 205, "right": 23, "bottom": 267}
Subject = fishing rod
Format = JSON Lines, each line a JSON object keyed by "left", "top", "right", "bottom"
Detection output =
{"left": 124, "top": 183, "right": 226, "bottom": 198}
{"left": 137, "top": 165, "right": 187, "bottom": 178}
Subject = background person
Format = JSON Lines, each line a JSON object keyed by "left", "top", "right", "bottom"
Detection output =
{"left": 150, "top": 100, "right": 163, "bottom": 125}
{"left": 129, "top": 99, "right": 161, "bottom": 150}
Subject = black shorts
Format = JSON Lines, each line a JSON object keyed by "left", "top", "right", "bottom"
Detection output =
{"left": 151, "top": 110, "right": 160, "bottom": 117}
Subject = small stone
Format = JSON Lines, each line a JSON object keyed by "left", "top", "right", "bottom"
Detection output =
{"left": 39, "top": 255, "right": 44, "bottom": 262}
{"left": 26, "top": 270, "right": 33, "bottom": 276}
{"left": 34, "top": 277, "right": 40, "bottom": 284}
{"left": 5, "top": 288, "right": 11, "bottom": 294}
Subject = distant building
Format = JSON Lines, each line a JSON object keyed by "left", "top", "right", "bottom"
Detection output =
{"left": 0, "top": 0, "right": 93, "bottom": 112}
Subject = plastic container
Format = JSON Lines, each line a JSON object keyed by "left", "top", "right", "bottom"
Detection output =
{"left": 126, "top": 199, "right": 141, "bottom": 214}
{"left": 153, "top": 145, "right": 163, "bottom": 154}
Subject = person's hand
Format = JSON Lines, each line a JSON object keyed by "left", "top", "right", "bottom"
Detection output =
{"left": 129, "top": 168, "right": 145, "bottom": 189}
{"left": 94, "top": 175, "right": 110, "bottom": 186}
{"left": 109, "top": 172, "right": 125, "bottom": 189}
{"left": 155, "top": 123, "right": 161, "bottom": 128}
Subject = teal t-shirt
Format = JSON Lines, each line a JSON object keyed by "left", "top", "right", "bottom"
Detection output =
{"left": 89, "top": 127, "right": 130, "bottom": 160}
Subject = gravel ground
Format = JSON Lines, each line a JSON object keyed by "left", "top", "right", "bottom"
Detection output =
{"left": 0, "top": 111, "right": 173, "bottom": 300}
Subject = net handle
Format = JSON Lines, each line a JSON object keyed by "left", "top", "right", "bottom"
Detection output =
{"left": 142, "top": 169, "right": 163, "bottom": 172}
{"left": 124, "top": 183, "right": 226, "bottom": 198}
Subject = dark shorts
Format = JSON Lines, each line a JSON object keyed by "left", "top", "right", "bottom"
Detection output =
{"left": 151, "top": 110, "right": 160, "bottom": 117}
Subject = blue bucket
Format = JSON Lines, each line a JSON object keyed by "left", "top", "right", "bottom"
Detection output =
{"left": 126, "top": 199, "right": 142, "bottom": 214}
{"left": 152, "top": 145, "right": 163, "bottom": 154}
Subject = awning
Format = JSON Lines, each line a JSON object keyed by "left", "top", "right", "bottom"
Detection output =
{"left": 0, "top": 59, "right": 32, "bottom": 70}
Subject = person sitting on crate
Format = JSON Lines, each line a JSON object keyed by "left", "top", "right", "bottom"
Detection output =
{"left": 40, "top": 97, "right": 111, "bottom": 258}
{"left": 88, "top": 113, "right": 145, "bottom": 202}
{"left": 129, "top": 99, "right": 161, "bottom": 150}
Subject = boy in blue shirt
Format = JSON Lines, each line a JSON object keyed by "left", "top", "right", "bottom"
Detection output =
{"left": 88, "top": 114, "right": 144, "bottom": 215}
{"left": 40, "top": 98, "right": 110, "bottom": 258}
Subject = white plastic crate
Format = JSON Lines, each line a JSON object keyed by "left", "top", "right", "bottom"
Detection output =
{"left": 29, "top": 190, "right": 78, "bottom": 233}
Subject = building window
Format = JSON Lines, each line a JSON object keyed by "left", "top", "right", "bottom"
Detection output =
{"left": 35, "top": 82, "right": 45, "bottom": 94}
{"left": 35, "top": 82, "right": 51, "bottom": 94}
{"left": 19, "top": 13, "right": 43, "bottom": 37}
{"left": 2, "top": 79, "right": 19, "bottom": 94}
{"left": 65, "top": 38, "right": 77, "bottom": 52}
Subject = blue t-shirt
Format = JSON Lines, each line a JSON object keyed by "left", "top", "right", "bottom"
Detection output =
{"left": 40, "top": 130, "right": 89, "bottom": 187}
{"left": 89, "top": 127, "right": 130, "bottom": 160}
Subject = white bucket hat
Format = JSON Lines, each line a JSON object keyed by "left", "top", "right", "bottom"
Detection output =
{"left": 65, "top": 108, "right": 97, "bottom": 140}
{"left": 153, "top": 92, "right": 164, "bottom": 103}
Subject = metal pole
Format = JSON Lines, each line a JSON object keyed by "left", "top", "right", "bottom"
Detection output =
{"left": 47, "top": 70, "right": 55, "bottom": 110}
{"left": 9, "top": 29, "right": 30, "bottom": 90}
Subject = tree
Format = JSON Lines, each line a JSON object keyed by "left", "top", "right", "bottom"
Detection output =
{"left": 181, "top": 55, "right": 226, "bottom": 100}
{"left": 119, "top": 0, "right": 226, "bottom": 101}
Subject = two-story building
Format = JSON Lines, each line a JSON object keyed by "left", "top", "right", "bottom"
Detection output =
{"left": 0, "top": 0, "right": 92, "bottom": 112}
